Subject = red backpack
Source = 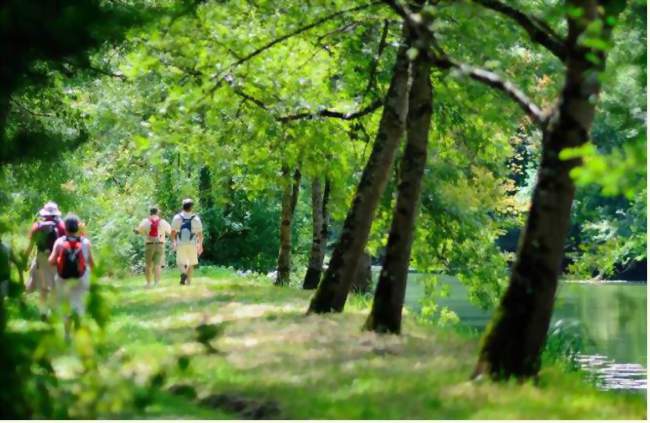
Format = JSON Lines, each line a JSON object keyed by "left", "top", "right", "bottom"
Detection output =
{"left": 149, "top": 217, "right": 160, "bottom": 238}
{"left": 57, "top": 236, "right": 87, "bottom": 279}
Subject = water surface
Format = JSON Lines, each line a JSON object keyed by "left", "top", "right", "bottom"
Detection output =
{"left": 400, "top": 274, "right": 647, "bottom": 392}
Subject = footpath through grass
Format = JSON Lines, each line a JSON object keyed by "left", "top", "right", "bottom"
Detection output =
{"left": 88, "top": 267, "right": 645, "bottom": 419}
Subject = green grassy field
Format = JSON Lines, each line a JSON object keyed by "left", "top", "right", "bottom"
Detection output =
{"left": 43, "top": 267, "right": 648, "bottom": 419}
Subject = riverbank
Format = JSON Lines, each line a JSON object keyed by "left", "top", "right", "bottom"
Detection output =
{"left": 36, "top": 267, "right": 648, "bottom": 418}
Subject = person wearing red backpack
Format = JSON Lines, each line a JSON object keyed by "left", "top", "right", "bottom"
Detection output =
{"left": 25, "top": 201, "right": 66, "bottom": 318}
{"left": 48, "top": 214, "right": 94, "bottom": 340}
{"left": 135, "top": 206, "right": 171, "bottom": 287}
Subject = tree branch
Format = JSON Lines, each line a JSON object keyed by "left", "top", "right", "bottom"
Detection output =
{"left": 205, "top": 2, "right": 381, "bottom": 97}
{"left": 433, "top": 56, "right": 546, "bottom": 124}
{"left": 383, "top": 0, "right": 546, "bottom": 124}
{"left": 279, "top": 98, "right": 383, "bottom": 122}
{"left": 9, "top": 99, "right": 56, "bottom": 118}
{"left": 362, "top": 19, "right": 391, "bottom": 98}
{"left": 61, "top": 60, "right": 127, "bottom": 80}
{"left": 468, "top": 0, "right": 567, "bottom": 61}
{"left": 231, "top": 86, "right": 383, "bottom": 123}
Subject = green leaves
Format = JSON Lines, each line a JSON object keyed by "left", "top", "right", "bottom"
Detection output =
{"left": 561, "top": 138, "right": 646, "bottom": 200}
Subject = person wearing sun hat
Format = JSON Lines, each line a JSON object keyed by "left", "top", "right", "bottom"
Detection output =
{"left": 25, "top": 201, "right": 66, "bottom": 318}
{"left": 171, "top": 198, "right": 203, "bottom": 285}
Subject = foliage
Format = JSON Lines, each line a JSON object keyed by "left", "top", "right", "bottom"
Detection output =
{"left": 543, "top": 319, "right": 586, "bottom": 372}
{"left": 0, "top": 239, "right": 168, "bottom": 418}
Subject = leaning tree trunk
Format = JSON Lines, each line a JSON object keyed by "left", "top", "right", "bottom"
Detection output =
{"left": 473, "top": 0, "right": 621, "bottom": 380}
{"left": 307, "top": 29, "right": 412, "bottom": 313}
{"left": 365, "top": 50, "right": 433, "bottom": 334}
{"left": 303, "top": 178, "right": 325, "bottom": 289}
{"left": 351, "top": 250, "right": 373, "bottom": 294}
{"left": 321, "top": 178, "right": 331, "bottom": 254}
{"left": 275, "top": 167, "right": 302, "bottom": 286}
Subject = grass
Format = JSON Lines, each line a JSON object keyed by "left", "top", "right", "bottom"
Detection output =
{"left": 40, "top": 266, "right": 649, "bottom": 419}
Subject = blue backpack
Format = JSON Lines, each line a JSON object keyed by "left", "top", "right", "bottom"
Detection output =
{"left": 177, "top": 215, "right": 196, "bottom": 243}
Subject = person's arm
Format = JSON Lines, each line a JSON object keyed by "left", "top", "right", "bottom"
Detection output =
{"left": 48, "top": 243, "right": 60, "bottom": 266}
{"left": 170, "top": 229, "right": 177, "bottom": 250}
{"left": 170, "top": 216, "right": 179, "bottom": 249}
{"left": 196, "top": 232, "right": 204, "bottom": 256}
{"left": 134, "top": 219, "right": 146, "bottom": 235}
{"left": 88, "top": 249, "right": 95, "bottom": 269}
{"left": 25, "top": 224, "right": 37, "bottom": 258}
{"left": 193, "top": 217, "right": 204, "bottom": 255}
{"left": 25, "top": 237, "right": 35, "bottom": 259}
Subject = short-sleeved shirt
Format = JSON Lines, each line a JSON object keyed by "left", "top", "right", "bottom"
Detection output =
{"left": 137, "top": 216, "right": 172, "bottom": 243}
{"left": 50, "top": 236, "right": 92, "bottom": 270}
{"left": 171, "top": 211, "right": 203, "bottom": 246}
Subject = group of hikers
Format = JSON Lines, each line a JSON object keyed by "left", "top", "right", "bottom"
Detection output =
{"left": 25, "top": 198, "right": 203, "bottom": 338}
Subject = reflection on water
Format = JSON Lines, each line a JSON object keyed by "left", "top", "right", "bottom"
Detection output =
{"left": 401, "top": 273, "right": 647, "bottom": 392}
{"left": 576, "top": 355, "right": 647, "bottom": 391}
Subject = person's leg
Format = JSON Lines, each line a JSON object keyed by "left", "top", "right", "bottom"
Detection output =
{"left": 26, "top": 257, "right": 39, "bottom": 293}
{"left": 186, "top": 245, "right": 198, "bottom": 285}
{"left": 153, "top": 244, "right": 163, "bottom": 286}
{"left": 177, "top": 245, "right": 189, "bottom": 285}
{"left": 54, "top": 276, "right": 73, "bottom": 342}
{"left": 35, "top": 254, "right": 49, "bottom": 318}
{"left": 145, "top": 262, "right": 153, "bottom": 286}
{"left": 186, "top": 265, "right": 193, "bottom": 285}
{"left": 144, "top": 244, "right": 154, "bottom": 286}
{"left": 66, "top": 275, "right": 88, "bottom": 340}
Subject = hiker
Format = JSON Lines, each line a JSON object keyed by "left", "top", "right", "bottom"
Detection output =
{"left": 25, "top": 202, "right": 66, "bottom": 317}
{"left": 49, "top": 214, "right": 94, "bottom": 340}
{"left": 171, "top": 198, "right": 203, "bottom": 285}
{"left": 135, "top": 206, "right": 171, "bottom": 287}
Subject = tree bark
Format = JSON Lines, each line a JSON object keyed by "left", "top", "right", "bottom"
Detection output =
{"left": 365, "top": 49, "right": 433, "bottom": 334}
{"left": 275, "top": 166, "right": 301, "bottom": 286}
{"left": 303, "top": 177, "right": 325, "bottom": 289}
{"left": 307, "top": 28, "right": 412, "bottom": 313}
{"left": 473, "top": 0, "right": 621, "bottom": 380}
{"left": 351, "top": 250, "right": 373, "bottom": 294}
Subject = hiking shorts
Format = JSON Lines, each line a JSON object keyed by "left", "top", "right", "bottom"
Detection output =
{"left": 144, "top": 242, "right": 164, "bottom": 267}
{"left": 26, "top": 252, "right": 56, "bottom": 294}
{"left": 176, "top": 243, "right": 198, "bottom": 271}
{"left": 55, "top": 270, "right": 90, "bottom": 316}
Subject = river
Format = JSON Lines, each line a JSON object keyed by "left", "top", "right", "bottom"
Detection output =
{"left": 399, "top": 273, "right": 647, "bottom": 393}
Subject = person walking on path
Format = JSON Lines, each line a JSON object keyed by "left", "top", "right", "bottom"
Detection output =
{"left": 135, "top": 206, "right": 171, "bottom": 287}
{"left": 25, "top": 201, "right": 66, "bottom": 318}
{"left": 171, "top": 199, "right": 203, "bottom": 286}
{"left": 49, "top": 214, "right": 94, "bottom": 341}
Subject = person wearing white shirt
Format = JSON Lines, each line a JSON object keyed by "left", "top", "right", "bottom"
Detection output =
{"left": 135, "top": 207, "right": 172, "bottom": 287}
{"left": 171, "top": 198, "right": 203, "bottom": 285}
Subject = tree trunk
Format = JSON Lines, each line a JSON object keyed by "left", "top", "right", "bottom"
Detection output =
{"left": 307, "top": 29, "right": 412, "bottom": 313}
{"left": 275, "top": 167, "right": 301, "bottom": 286}
{"left": 365, "top": 50, "right": 433, "bottom": 334}
{"left": 303, "top": 178, "right": 325, "bottom": 289}
{"left": 351, "top": 250, "right": 372, "bottom": 294}
{"left": 321, "top": 177, "right": 331, "bottom": 252}
{"left": 473, "top": 0, "right": 620, "bottom": 380}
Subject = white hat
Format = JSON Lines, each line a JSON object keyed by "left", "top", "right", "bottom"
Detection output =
{"left": 39, "top": 201, "right": 61, "bottom": 217}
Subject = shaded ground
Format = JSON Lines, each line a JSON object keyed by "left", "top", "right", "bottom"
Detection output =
{"left": 72, "top": 267, "right": 647, "bottom": 418}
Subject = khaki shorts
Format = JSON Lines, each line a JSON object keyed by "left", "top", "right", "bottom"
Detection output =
{"left": 26, "top": 252, "right": 56, "bottom": 293}
{"left": 144, "top": 243, "right": 164, "bottom": 267}
{"left": 176, "top": 243, "right": 198, "bottom": 271}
